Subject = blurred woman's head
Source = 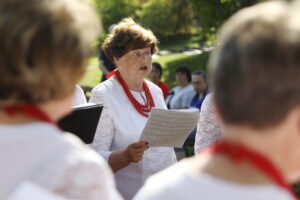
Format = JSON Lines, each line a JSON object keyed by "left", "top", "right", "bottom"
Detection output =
{"left": 211, "top": 1, "right": 300, "bottom": 129}
{"left": 192, "top": 70, "right": 208, "bottom": 95}
{"left": 175, "top": 66, "right": 191, "bottom": 87}
{"left": 210, "top": 0, "right": 300, "bottom": 183}
{"left": 0, "top": 0, "right": 99, "bottom": 107}
{"left": 149, "top": 62, "right": 163, "bottom": 83}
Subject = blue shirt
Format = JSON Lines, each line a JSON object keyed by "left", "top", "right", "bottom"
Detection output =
{"left": 190, "top": 93, "right": 206, "bottom": 110}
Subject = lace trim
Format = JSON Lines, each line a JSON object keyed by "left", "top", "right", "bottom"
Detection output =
{"left": 89, "top": 88, "right": 115, "bottom": 159}
{"left": 195, "top": 94, "right": 222, "bottom": 154}
{"left": 29, "top": 138, "right": 121, "bottom": 200}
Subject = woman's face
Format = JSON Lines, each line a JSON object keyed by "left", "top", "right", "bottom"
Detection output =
{"left": 114, "top": 47, "right": 152, "bottom": 80}
{"left": 192, "top": 74, "right": 207, "bottom": 94}
{"left": 175, "top": 72, "right": 189, "bottom": 86}
{"left": 149, "top": 66, "right": 161, "bottom": 83}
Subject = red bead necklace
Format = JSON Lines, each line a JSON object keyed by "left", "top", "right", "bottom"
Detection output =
{"left": 115, "top": 70, "right": 155, "bottom": 117}
{"left": 4, "top": 103, "right": 57, "bottom": 126}
{"left": 210, "top": 140, "right": 298, "bottom": 199}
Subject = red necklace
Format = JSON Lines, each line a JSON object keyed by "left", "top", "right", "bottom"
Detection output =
{"left": 210, "top": 140, "right": 298, "bottom": 199}
{"left": 115, "top": 70, "right": 155, "bottom": 117}
{"left": 4, "top": 103, "right": 57, "bottom": 126}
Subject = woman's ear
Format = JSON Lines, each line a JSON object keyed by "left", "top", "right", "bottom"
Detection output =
{"left": 113, "top": 57, "right": 120, "bottom": 67}
{"left": 113, "top": 57, "right": 119, "bottom": 62}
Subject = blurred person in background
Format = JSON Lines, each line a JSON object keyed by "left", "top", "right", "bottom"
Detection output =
{"left": 73, "top": 85, "right": 87, "bottom": 106}
{"left": 166, "top": 66, "right": 195, "bottom": 109}
{"left": 149, "top": 62, "right": 170, "bottom": 99}
{"left": 0, "top": 0, "right": 122, "bottom": 199}
{"left": 190, "top": 70, "right": 209, "bottom": 110}
{"left": 134, "top": 1, "right": 300, "bottom": 199}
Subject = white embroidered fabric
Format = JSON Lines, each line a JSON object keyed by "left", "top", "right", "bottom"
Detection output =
{"left": 194, "top": 93, "right": 222, "bottom": 154}
{"left": 31, "top": 134, "right": 122, "bottom": 200}
{"left": 0, "top": 123, "right": 122, "bottom": 200}
{"left": 89, "top": 91, "right": 114, "bottom": 160}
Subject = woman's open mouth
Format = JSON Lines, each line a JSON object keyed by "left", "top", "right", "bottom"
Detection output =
{"left": 139, "top": 66, "right": 148, "bottom": 71}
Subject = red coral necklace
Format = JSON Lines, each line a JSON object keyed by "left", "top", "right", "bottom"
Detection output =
{"left": 210, "top": 140, "right": 298, "bottom": 199}
{"left": 115, "top": 70, "right": 155, "bottom": 117}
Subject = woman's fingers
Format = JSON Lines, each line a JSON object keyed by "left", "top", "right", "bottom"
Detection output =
{"left": 130, "top": 141, "right": 149, "bottom": 148}
{"left": 127, "top": 141, "right": 150, "bottom": 162}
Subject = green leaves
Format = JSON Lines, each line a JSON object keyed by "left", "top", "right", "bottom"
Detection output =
{"left": 95, "top": 0, "right": 257, "bottom": 44}
{"left": 95, "top": 0, "right": 138, "bottom": 33}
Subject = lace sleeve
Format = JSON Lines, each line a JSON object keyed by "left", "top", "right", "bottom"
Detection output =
{"left": 88, "top": 88, "right": 115, "bottom": 160}
{"left": 30, "top": 135, "right": 123, "bottom": 200}
{"left": 52, "top": 154, "right": 122, "bottom": 200}
{"left": 194, "top": 94, "right": 222, "bottom": 154}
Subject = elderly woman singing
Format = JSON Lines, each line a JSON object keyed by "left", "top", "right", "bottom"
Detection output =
{"left": 89, "top": 18, "right": 176, "bottom": 200}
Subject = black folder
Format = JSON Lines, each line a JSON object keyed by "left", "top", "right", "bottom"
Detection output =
{"left": 58, "top": 103, "right": 103, "bottom": 144}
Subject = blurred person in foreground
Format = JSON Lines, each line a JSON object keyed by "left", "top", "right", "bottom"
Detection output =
{"left": 89, "top": 18, "right": 176, "bottom": 200}
{"left": 0, "top": 0, "right": 122, "bottom": 199}
{"left": 149, "top": 62, "right": 170, "bottom": 99}
{"left": 134, "top": 1, "right": 300, "bottom": 199}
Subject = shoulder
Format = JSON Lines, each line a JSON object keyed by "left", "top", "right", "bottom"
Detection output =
{"left": 50, "top": 133, "right": 121, "bottom": 198}
{"left": 145, "top": 80, "right": 160, "bottom": 90}
{"left": 75, "top": 85, "right": 84, "bottom": 92}
{"left": 134, "top": 161, "right": 191, "bottom": 200}
{"left": 159, "top": 81, "right": 170, "bottom": 89}
{"left": 171, "top": 86, "right": 180, "bottom": 92}
{"left": 90, "top": 78, "right": 119, "bottom": 103}
{"left": 145, "top": 80, "right": 164, "bottom": 95}
{"left": 91, "top": 78, "right": 116, "bottom": 94}
{"left": 185, "top": 84, "right": 194, "bottom": 93}
{"left": 55, "top": 133, "right": 110, "bottom": 172}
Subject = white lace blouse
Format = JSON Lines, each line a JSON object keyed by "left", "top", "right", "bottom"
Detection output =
{"left": 89, "top": 77, "right": 177, "bottom": 200}
{"left": 0, "top": 122, "right": 122, "bottom": 200}
{"left": 194, "top": 93, "right": 223, "bottom": 154}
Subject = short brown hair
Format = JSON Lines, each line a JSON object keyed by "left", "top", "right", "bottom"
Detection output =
{"left": 102, "top": 18, "right": 158, "bottom": 61}
{"left": 0, "top": 0, "right": 100, "bottom": 106}
{"left": 211, "top": 1, "right": 300, "bottom": 128}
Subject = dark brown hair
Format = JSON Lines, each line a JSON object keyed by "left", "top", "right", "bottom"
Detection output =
{"left": 102, "top": 18, "right": 158, "bottom": 61}
{"left": 211, "top": 1, "right": 300, "bottom": 129}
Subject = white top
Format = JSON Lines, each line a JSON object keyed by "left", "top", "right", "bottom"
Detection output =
{"left": 73, "top": 85, "right": 87, "bottom": 106}
{"left": 7, "top": 181, "right": 65, "bottom": 200}
{"left": 166, "top": 84, "right": 195, "bottom": 109}
{"left": 89, "top": 77, "right": 176, "bottom": 200}
{"left": 134, "top": 160, "right": 294, "bottom": 200}
{"left": 0, "top": 122, "right": 122, "bottom": 200}
{"left": 194, "top": 93, "right": 222, "bottom": 154}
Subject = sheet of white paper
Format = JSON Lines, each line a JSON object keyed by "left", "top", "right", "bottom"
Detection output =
{"left": 139, "top": 108, "right": 200, "bottom": 147}
{"left": 7, "top": 181, "right": 65, "bottom": 200}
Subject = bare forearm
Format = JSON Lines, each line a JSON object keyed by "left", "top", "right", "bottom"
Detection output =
{"left": 108, "top": 150, "right": 131, "bottom": 173}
